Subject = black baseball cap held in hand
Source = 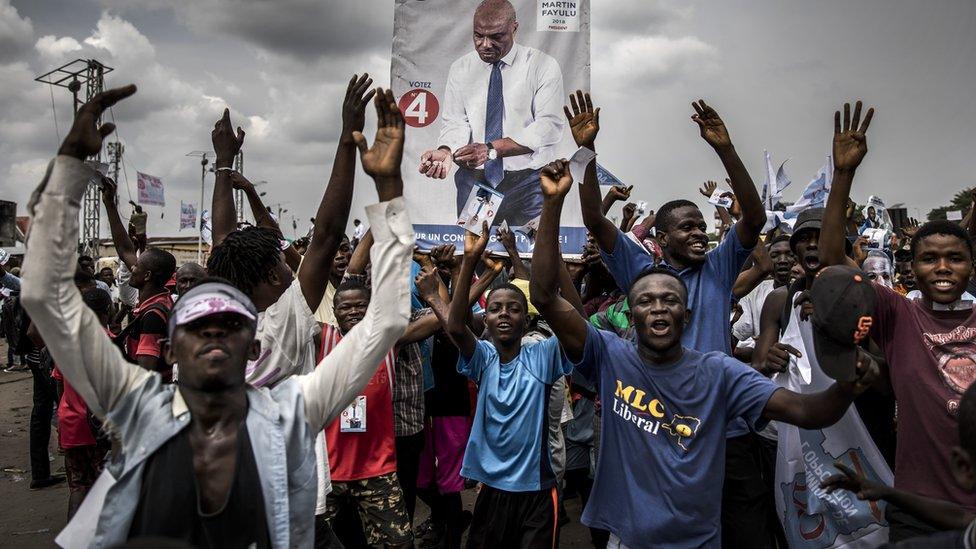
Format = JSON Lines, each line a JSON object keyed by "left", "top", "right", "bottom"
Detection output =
{"left": 810, "top": 265, "right": 877, "bottom": 381}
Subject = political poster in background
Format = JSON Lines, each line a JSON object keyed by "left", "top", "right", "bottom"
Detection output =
{"left": 392, "top": 0, "right": 590, "bottom": 254}
{"left": 136, "top": 172, "right": 165, "bottom": 206}
{"left": 180, "top": 201, "right": 197, "bottom": 230}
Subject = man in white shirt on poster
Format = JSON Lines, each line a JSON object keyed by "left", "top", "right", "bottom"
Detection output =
{"left": 418, "top": 0, "right": 565, "bottom": 227}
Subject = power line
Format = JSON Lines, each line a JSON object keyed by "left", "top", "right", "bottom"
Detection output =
{"left": 47, "top": 83, "right": 60, "bottom": 144}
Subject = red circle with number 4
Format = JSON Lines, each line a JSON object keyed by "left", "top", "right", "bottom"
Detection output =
{"left": 398, "top": 89, "right": 440, "bottom": 128}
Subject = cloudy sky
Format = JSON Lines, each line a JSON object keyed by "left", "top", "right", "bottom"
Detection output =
{"left": 1, "top": 0, "right": 974, "bottom": 239}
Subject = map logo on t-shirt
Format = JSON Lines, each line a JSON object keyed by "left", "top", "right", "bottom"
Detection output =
{"left": 922, "top": 326, "right": 976, "bottom": 404}
{"left": 661, "top": 415, "right": 702, "bottom": 451}
{"left": 611, "top": 379, "right": 702, "bottom": 451}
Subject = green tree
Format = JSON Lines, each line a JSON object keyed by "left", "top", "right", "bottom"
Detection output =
{"left": 927, "top": 188, "right": 974, "bottom": 221}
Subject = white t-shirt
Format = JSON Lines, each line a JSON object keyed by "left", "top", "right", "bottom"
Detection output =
{"left": 732, "top": 279, "right": 777, "bottom": 349}
{"left": 245, "top": 278, "right": 320, "bottom": 388}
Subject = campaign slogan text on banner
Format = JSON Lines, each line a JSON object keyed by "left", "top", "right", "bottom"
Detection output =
{"left": 392, "top": 0, "right": 590, "bottom": 255}
{"left": 136, "top": 172, "right": 165, "bottom": 206}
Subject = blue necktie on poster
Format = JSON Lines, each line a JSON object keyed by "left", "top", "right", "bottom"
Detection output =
{"left": 484, "top": 62, "right": 504, "bottom": 186}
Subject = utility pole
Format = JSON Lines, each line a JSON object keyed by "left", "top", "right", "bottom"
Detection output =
{"left": 36, "top": 59, "right": 114, "bottom": 256}
{"left": 186, "top": 151, "right": 211, "bottom": 263}
{"left": 234, "top": 151, "right": 245, "bottom": 226}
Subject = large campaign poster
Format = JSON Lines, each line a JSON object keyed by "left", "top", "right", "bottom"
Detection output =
{"left": 392, "top": 0, "right": 590, "bottom": 254}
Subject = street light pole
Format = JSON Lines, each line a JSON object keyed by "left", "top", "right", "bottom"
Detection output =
{"left": 198, "top": 155, "right": 208, "bottom": 264}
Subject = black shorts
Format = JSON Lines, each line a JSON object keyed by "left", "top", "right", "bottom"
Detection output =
{"left": 466, "top": 485, "right": 558, "bottom": 549}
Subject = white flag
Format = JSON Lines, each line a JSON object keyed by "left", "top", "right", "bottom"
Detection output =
{"left": 785, "top": 154, "right": 833, "bottom": 219}
{"left": 762, "top": 150, "right": 791, "bottom": 209}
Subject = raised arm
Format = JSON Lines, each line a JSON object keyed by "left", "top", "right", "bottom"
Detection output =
{"left": 230, "top": 171, "right": 279, "bottom": 233}
{"left": 299, "top": 75, "right": 377, "bottom": 311}
{"left": 344, "top": 229, "right": 373, "bottom": 278}
{"left": 601, "top": 185, "right": 632, "bottom": 216}
{"left": 300, "top": 87, "right": 410, "bottom": 430}
{"left": 99, "top": 177, "right": 138, "bottom": 269}
{"left": 763, "top": 348, "right": 879, "bottom": 428}
{"left": 447, "top": 224, "right": 490, "bottom": 360}
{"left": 21, "top": 84, "right": 149, "bottom": 419}
{"left": 531, "top": 159, "right": 589, "bottom": 363}
{"left": 497, "top": 226, "right": 531, "bottom": 280}
{"left": 732, "top": 242, "right": 773, "bottom": 300}
{"left": 211, "top": 108, "right": 246, "bottom": 246}
{"left": 691, "top": 100, "right": 764, "bottom": 248}
{"left": 821, "top": 101, "right": 874, "bottom": 267}
{"left": 566, "top": 91, "right": 618, "bottom": 252}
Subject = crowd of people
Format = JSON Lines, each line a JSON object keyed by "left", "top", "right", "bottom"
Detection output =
{"left": 4, "top": 23, "right": 976, "bottom": 549}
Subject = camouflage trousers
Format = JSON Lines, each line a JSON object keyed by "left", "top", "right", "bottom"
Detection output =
{"left": 323, "top": 471, "right": 413, "bottom": 546}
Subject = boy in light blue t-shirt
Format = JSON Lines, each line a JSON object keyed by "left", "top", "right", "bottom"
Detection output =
{"left": 438, "top": 221, "right": 572, "bottom": 549}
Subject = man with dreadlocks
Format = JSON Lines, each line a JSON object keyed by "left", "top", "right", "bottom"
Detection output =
{"left": 207, "top": 73, "right": 377, "bottom": 389}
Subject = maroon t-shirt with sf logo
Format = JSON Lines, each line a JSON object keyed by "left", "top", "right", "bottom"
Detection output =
{"left": 871, "top": 283, "right": 976, "bottom": 510}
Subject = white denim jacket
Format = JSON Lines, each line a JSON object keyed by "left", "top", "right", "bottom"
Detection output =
{"left": 21, "top": 156, "right": 413, "bottom": 548}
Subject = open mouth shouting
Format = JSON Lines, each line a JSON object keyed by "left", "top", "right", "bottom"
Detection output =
{"left": 649, "top": 317, "right": 672, "bottom": 337}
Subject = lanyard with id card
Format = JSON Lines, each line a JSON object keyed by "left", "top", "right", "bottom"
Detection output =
{"left": 340, "top": 395, "right": 367, "bottom": 433}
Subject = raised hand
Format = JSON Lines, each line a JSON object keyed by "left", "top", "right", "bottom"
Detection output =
{"left": 833, "top": 101, "right": 874, "bottom": 172}
{"left": 691, "top": 100, "right": 731, "bottom": 149}
{"left": 902, "top": 217, "right": 920, "bottom": 239}
{"left": 606, "top": 185, "right": 632, "bottom": 203}
{"left": 342, "top": 73, "right": 376, "bottom": 136}
{"left": 540, "top": 159, "right": 574, "bottom": 199}
{"left": 563, "top": 90, "right": 600, "bottom": 148}
{"left": 228, "top": 171, "right": 253, "bottom": 192}
{"left": 415, "top": 266, "right": 442, "bottom": 300}
{"left": 481, "top": 253, "right": 506, "bottom": 275}
{"left": 353, "top": 88, "right": 405, "bottom": 180}
{"left": 497, "top": 226, "right": 518, "bottom": 251}
{"left": 430, "top": 244, "right": 458, "bottom": 271}
{"left": 622, "top": 202, "right": 637, "bottom": 221}
{"left": 58, "top": 84, "right": 137, "bottom": 160}
{"left": 99, "top": 174, "right": 118, "bottom": 204}
{"left": 419, "top": 148, "right": 451, "bottom": 179}
{"left": 821, "top": 463, "right": 888, "bottom": 501}
{"left": 464, "top": 221, "right": 491, "bottom": 258}
{"left": 699, "top": 180, "right": 718, "bottom": 199}
{"left": 212, "top": 108, "right": 245, "bottom": 169}
{"left": 752, "top": 239, "right": 773, "bottom": 274}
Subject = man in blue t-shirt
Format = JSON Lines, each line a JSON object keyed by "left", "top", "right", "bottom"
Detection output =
{"left": 530, "top": 157, "right": 881, "bottom": 548}
{"left": 441, "top": 219, "right": 571, "bottom": 549}
{"left": 564, "top": 91, "right": 777, "bottom": 546}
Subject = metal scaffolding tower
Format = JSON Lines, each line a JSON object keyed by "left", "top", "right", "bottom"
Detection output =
{"left": 234, "top": 151, "right": 245, "bottom": 224}
{"left": 36, "top": 59, "right": 114, "bottom": 254}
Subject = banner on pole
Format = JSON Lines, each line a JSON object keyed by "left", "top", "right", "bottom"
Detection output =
{"left": 392, "top": 0, "right": 590, "bottom": 254}
{"left": 136, "top": 172, "right": 165, "bottom": 206}
{"left": 180, "top": 202, "right": 197, "bottom": 230}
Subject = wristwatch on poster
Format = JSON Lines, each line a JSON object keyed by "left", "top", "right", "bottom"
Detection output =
{"left": 486, "top": 142, "right": 498, "bottom": 161}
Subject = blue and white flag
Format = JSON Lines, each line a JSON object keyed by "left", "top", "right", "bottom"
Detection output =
{"left": 595, "top": 162, "right": 623, "bottom": 187}
{"left": 762, "top": 150, "right": 792, "bottom": 210}
{"left": 785, "top": 154, "right": 833, "bottom": 219}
